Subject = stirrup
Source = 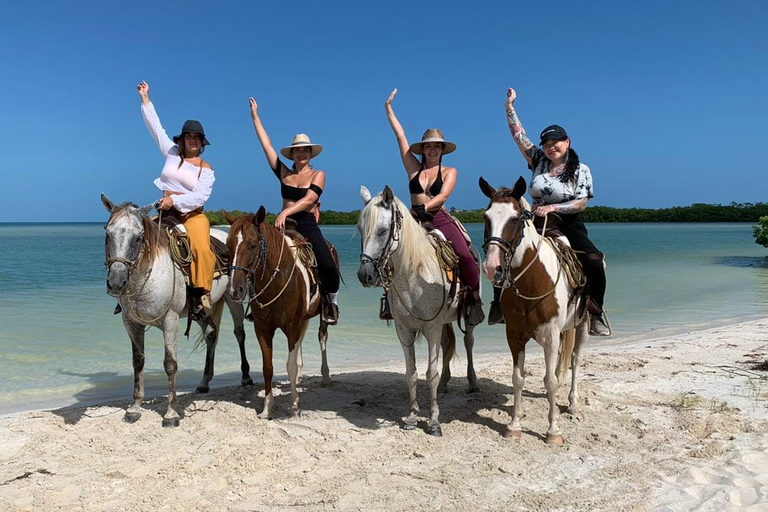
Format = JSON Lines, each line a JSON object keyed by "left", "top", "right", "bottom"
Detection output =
{"left": 465, "top": 300, "right": 485, "bottom": 327}
{"left": 379, "top": 295, "right": 393, "bottom": 321}
{"left": 324, "top": 303, "right": 339, "bottom": 325}
{"left": 589, "top": 310, "right": 612, "bottom": 336}
{"left": 488, "top": 300, "right": 504, "bottom": 325}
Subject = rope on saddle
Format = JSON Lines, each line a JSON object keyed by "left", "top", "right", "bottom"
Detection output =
{"left": 551, "top": 240, "right": 587, "bottom": 291}
{"left": 166, "top": 227, "right": 194, "bottom": 269}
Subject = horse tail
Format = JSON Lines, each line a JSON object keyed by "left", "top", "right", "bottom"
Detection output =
{"left": 556, "top": 328, "right": 576, "bottom": 387}
{"left": 442, "top": 323, "right": 456, "bottom": 364}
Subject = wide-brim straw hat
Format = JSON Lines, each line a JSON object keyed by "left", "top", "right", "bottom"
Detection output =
{"left": 280, "top": 133, "right": 323, "bottom": 159}
{"left": 409, "top": 128, "right": 456, "bottom": 155}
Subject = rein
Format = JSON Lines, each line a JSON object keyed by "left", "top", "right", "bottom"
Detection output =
{"left": 230, "top": 224, "right": 298, "bottom": 309}
{"left": 483, "top": 209, "right": 563, "bottom": 301}
{"left": 361, "top": 204, "right": 447, "bottom": 325}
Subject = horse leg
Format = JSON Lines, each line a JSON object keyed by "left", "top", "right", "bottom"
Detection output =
{"left": 568, "top": 322, "right": 590, "bottom": 417}
{"left": 318, "top": 317, "right": 331, "bottom": 387}
{"left": 255, "top": 327, "right": 275, "bottom": 419}
{"left": 124, "top": 322, "right": 145, "bottom": 423}
{"left": 287, "top": 320, "right": 310, "bottom": 418}
{"left": 505, "top": 337, "right": 527, "bottom": 439}
{"left": 197, "top": 299, "right": 225, "bottom": 393}
{"left": 438, "top": 323, "right": 453, "bottom": 394}
{"left": 227, "top": 299, "right": 252, "bottom": 387}
{"left": 425, "top": 325, "right": 443, "bottom": 437}
{"left": 542, "top": 330, "right": 564, "bottom": 444}
{"left": 463, "top": 324, "right": 479, "bottom": 393}
{"left": 396, "top": 324, "right": 419, "bottom": 431}
{"left": 161, "top": 313, "right": 181, "bottom": 427}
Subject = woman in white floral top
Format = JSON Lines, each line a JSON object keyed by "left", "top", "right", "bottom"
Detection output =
{"left": 495, "top": 87, "right": 610, "bottom": 336}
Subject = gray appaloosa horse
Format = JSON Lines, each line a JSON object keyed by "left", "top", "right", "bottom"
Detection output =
{"left": 357, "top": 186, "right": 480, "bottom": 437}
{"left": 101, "top": 194, "right": 251, "bottom": 427}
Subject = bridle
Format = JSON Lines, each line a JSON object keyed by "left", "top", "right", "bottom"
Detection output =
{"left": 359, "top": 202, "right": 446, "bottom": 324}
{"left": 104, "top": 216, "right": 148, "bottom": 283}
{"left": 483, "top": 204, "right": 561, "bottom": 301}
{"left": 359, "top": 203, "right": 402, "bottom": 288}
{"left": 482, "top": 206, "right": 532, "bottom": 289}
{"left": 229, "top": 223, "right": 297, "bottom": 308}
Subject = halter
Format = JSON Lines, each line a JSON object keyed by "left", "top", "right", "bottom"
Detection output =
{"left": 360, "top": 202, "right": 446, "bottom": 324}
{"left": 359, "top": 203, "right": 402, "bottom": 288}
{"left": 229, "top": 224, "right": 298, "bottom": 308}
{"left": 482, "top": 206, "right": 532, "bottom": 289}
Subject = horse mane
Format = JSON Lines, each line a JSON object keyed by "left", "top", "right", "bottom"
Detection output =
{"left": 491, "top": 188, "right": 532, "bottom": 214}
{"left": 229, "top": 213, "right": 285, "bottom": 267}
{"left": 361, "top": 193, "right": 437, "bottom": 274}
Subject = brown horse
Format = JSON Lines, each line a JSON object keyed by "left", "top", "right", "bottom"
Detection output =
{"left": 479, "top": 177, "right": 590, "bottom": 444}
{"left": 224, "top": 207, "right": 338, "bottom": 419}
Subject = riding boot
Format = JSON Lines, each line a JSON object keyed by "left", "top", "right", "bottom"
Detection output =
{"left": 463, "top": 292, "right": 485, "bottom": 327}
{"left": 587, "top": 298, "right": 611, "bottom": 336}
{"left": 488, "top": 286, "right": 505, "bottom": 325}
{"left": 379, "top": 293, "right": 393, "bottom": 321}
{"left": 189, "top": 287, "right": 208, "bottom": 321}
{"left": 322, "top": 294, "right": 339, "bottom": 325}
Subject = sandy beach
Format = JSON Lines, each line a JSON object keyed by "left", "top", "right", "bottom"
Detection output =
{"left": 1, "top": 318, "right": 767, "bottom": 511}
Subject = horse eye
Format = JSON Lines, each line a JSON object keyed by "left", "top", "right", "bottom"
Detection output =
{"left": 376, "top": 228, "right": 387, "bottom": 236}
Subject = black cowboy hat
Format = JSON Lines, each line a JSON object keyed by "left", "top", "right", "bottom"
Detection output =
{"left": 173, "top": 120, "right": 210, "bottom": 146}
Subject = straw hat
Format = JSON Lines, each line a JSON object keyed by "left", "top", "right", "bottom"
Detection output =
{"left": 280, "top": 133, "right": 323, "bottom": 159}
{"left": 409, "top": 128, "right": 456, "bottom": 155}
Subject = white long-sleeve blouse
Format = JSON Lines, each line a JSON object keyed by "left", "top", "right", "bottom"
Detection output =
{"left": 141, "top": 102, "right": 215, "bottom": 213}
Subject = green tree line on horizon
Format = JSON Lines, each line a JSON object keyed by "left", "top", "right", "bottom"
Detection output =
{"left": 206, "top": 202, "right": 768, "bottom": 226}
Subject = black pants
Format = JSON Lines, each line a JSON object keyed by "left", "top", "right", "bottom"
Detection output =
{"left": 493, "top": 212, "right": 607, "bottom": 311}
{"left": 290, "top": 212, "right": 340, "bottom": 294}
{"left": 556, "top": 213, "right": 606, "bottom": 310}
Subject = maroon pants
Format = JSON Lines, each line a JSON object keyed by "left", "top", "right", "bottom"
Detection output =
{"left": 431, "top": 209, "right": 479, "bottom": 291}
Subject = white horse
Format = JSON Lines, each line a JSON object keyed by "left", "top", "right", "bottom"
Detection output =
{"left": 101, "top": 194, "right": 250, "bottom": 427}
{"left": 357, "top": 186, "right": 480, "bottom": 437}
{"left": 479, "top": 177, "right": 590, "bottom": 444}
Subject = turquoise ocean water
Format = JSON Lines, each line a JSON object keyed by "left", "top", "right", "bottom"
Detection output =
{"left": 0, "top": 222, "right": 766, "bottom": 414}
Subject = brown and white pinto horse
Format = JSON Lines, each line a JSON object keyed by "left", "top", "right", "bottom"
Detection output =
{"left": 479, "top": 176, "right": 589, "bottom": 444}
{"left": 224, "top": 207, "right": 337, "bottom": 419}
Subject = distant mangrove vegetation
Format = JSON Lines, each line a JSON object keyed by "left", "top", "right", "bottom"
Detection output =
{"left": 207, "top": 202, "right": 768, "bottom": 226}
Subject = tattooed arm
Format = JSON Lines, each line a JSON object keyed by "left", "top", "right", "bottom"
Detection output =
{"left": 533, "top": 198, "right": 588, "bottom": 217}
{"left": 505, "top": 88, "right": 535, "bottom": 168}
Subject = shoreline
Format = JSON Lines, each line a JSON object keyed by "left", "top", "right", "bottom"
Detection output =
{"left": 1, "top": 318, "right": 767, "bottom": 510}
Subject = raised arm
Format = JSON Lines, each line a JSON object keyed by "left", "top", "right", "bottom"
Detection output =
{"left": 505, "top": 88, "right": 535, "bottom": 168}
{"left": 138, "top": 81, "right": 175, "bottom": 157}
{"left": 384, "top": 89, "right": 421, "bottom": 175}
{"left": 249, "top": 97, "right": 280, "bottom": 172}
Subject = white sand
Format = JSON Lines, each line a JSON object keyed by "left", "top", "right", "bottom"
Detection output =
{"left": 1, "top": 319, "right": 767, "bottom": 511}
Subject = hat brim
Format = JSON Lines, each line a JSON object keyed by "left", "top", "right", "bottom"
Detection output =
{"left": 280, "top": 143, "right": 323, "bottom": 159}
{"left": 409, "top": 141, "right": 456, "bottom": 156}
{"left": 173, "top": 134, "right": 210, "bottom": 146}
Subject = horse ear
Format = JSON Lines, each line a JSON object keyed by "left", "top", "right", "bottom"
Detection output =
{"left": 101, "top": 193, "right": 115, "bottom": 213}
{"left": 139, "top": 202, "right": 155, "bottom": 217}
{"left": 478, "top": 177, "right": 496, "bottom": 199}
{"left": 256, "top": 206, "right": 266, "bottom": 225}
{"left": 222, "top": 209, "right": 236, "bottom": 225}
{"left": 360, "top": 186, "right": 372, "bottom": 205}
{"left": 511, "top": 176, "right": 527, "bottom": 199}
{"left": 382, "top": 186, "right": 394, "bottom": 207}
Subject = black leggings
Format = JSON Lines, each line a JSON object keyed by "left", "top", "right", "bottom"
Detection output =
{"left": 290, "top": 212, "right": 340, "bottom": 294}
{"left": 557, "top": 213, "right": 606, "bottom": 310}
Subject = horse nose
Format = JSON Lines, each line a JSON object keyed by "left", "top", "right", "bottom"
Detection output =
{"left": 492, "top": 265, "right": 504, "bottom": 283}
{"left": 357, "top": 265, "right": 377, "bottom": 287}
{"left": 106, "top": 275, "right": 127, "bottom": 296}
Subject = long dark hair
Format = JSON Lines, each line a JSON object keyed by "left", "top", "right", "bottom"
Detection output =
{"left": 558, "top": 147, "right": 580, "bottom": 184}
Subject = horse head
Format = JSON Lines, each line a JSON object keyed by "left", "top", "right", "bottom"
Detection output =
{"left": 101, "top": 193, "right": 156, "bottom": 296}
{"left": 357, "top": 185, "right": 403, "bottom": 288}
{"left": 225, "top": 206, "right": 267, "bottom": 302}
{"left": 479, "top": 176, "right": 532, "bottom": 287}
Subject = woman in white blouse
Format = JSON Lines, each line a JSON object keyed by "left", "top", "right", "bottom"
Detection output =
{"left": 138, "top": 80, "right": 216, "bottom": 317}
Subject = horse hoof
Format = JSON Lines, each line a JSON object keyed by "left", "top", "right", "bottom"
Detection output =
{"left": 241, "top": 378, "right": 254, "bottom": 387}
{"left": 503, "top": 428, "right": 522, "bottom": 439}
{"left": 427, "top": 424, "right": 443, "bottom": 437}
{"left": 320, "top": 378, "right": 332, "bottom": 388}
{"left": 123, "top": 412, "right": 141, "bottom": 423}
{"left": 467, "top": 385, "right": 480, "bottom": 394}
{"left": 545, "top": 433, "right": 564, "bottom": 445}
{"left": 196, "top": 385, "right": 210, "bottom": 394}
{"left": 162, "top": 417, "right": 180, "bottom": 428}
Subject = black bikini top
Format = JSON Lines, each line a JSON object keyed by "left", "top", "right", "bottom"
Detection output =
{"left": 272, "top": 160, "right": 324, "bottom": 201}
{"left": 408, "top": 166, "right": 443, "bottom": 196}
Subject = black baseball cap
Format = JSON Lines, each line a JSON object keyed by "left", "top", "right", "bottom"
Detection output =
{"left": 539, "top": 125, "right": 569, "bottom": 145}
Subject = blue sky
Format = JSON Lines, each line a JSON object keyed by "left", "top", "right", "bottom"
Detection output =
{"left": 1, "top": 1, "right": 766, "bottom": 222}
